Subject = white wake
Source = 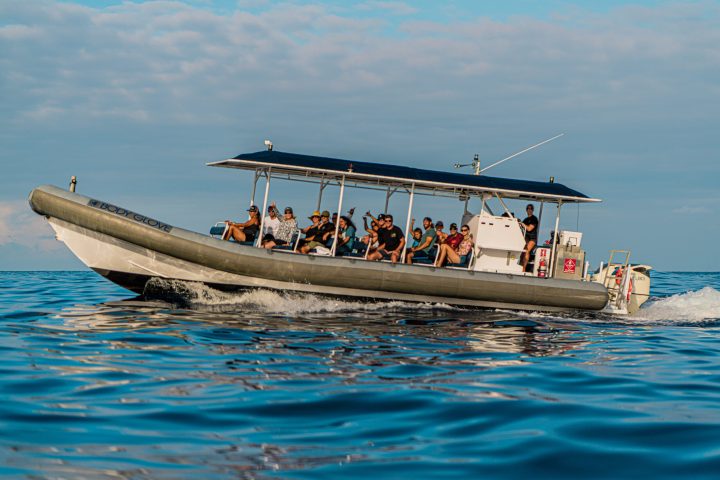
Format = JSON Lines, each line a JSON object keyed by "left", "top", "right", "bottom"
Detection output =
{"left": 143, "top": 278, "right": 456, "bottom": 314}
{"left": 632, "top": 286, "right": 720, "bottom": 323}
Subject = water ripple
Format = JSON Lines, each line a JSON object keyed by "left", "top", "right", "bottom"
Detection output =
{"left": 1, "top": 271, "right": 720, "bottom": 478}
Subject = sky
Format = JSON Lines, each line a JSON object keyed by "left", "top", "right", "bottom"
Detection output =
{"left": 1, "top": 0, "right": 718, "bottom": 271}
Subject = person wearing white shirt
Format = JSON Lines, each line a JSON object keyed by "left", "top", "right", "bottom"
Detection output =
{"left": 262, "top": 205, "right": 281, "bottom": 236}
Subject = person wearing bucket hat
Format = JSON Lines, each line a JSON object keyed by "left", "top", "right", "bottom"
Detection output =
{"left": 297, "top": 210, "right": 322, "bottom": 251}
{"left": 302, "top": 210, "right": 335, "bottom": 253}
{"left": 222, "top": 204, "right": 260, "bottom": 243}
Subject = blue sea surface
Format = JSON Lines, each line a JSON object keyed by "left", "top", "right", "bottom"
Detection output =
{"left": 1, "top": 271, "right": 720, "bottom": 479}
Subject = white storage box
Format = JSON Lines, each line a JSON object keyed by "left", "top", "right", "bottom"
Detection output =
{"left": 560, "top": 230, "right": 582, "bottom": 247}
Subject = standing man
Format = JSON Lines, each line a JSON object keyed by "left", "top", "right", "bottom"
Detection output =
{"left": 521, "top": 203, "right": 539, "bottom": 271}
{"left": 368, "top": 214, "right": 405, "bottom": 263}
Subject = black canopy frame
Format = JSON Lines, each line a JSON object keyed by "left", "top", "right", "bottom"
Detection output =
{"left": 208, "top": 150, "right": 601, "bottom": 204}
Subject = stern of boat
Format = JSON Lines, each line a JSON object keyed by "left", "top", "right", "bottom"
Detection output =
{"left": 591, "top": 250, "right": 652, "bottom": 315}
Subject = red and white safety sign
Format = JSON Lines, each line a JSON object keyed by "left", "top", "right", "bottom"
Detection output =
{"left": 563, "top": 258, "right": 577, "bottom": 274}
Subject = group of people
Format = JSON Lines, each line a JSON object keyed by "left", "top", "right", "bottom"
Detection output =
{"left": 221, "top": 201, "right": 541, "bottom": 270}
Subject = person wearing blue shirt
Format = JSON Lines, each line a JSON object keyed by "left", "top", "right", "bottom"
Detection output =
{"left": 335, "top": 216, "right": 356, "bottom": 255}
{"left": 405, "top": 217, "right": 437, "bottom": 264}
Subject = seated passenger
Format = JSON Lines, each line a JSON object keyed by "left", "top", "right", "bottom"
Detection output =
{"left": 331, "top": 208, "right": 356, "bottom": 227}
{"left": 296, "top": 211, "right": 321, "bottom": 251}
{"left": 543, "top": 230, "right": 560, "bottom": 246}
{"left": 222, "top": 205, "right": 260, "bottom": 243}
{"left": 262, "top": 203, "right": 297, "bottom": 249}
{"left": 368, "top": 214, "right": 405, "bottom": 263}
{"left": 301, "top": 210, "right": 334, "bottom": 253}
{"left": 444, "top": 223, "right": 463, "bottom": 250}
{"left": 262, "top": 204, "right": 280, "bottom": 237}
{"left": 335, "top": 216, "right": 356, "bottom": 255}
{"left": 319, "top": 210, "right": 337, "bottom": 246}
{"left": 361, "top": 213, "right": 383, "bottom": 247}
{"left": 436, "top": 224, "right": 473, "bottom": 267}
{"left": 435, "top": 221, "right": 447, "bottom": 244}
{"left": 410, "top": 227, "right": 422, "bottom": 248}
{"left": 405, "top": 217, "right": 437, "bottom": 264}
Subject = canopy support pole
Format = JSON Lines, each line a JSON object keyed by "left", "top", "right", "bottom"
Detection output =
{"left": 255, "top": 168, "right": 271, "bottom": 247}
{"left": 494, "top": 193, "right": 512, "bottom": 216}
{"left": 537, "top": 176, "right": 553, "bottom": 243}
{"left": 330, "top": 176, "right": 346, "bottom": 256}
{"left": 249, "top": 169, "right": 260, "bottom": 206}
{"left": 316, "top": 175, "right": 326, "bottom": 211}
{"left": 384, "top": 187, "right": 398, "bottom": 213}
{"left": 400, "top": 183, "right": 415, "bottom": 264}
{"left": 549, "top": 201, "right": 562, "bottom": 277}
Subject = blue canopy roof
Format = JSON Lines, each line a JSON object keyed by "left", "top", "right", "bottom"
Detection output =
{"left": 208, "top": 150, "right": 599, "bottom": 203}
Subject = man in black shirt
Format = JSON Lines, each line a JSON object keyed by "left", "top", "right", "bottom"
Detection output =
{"left": 521, "top": 203, "right": 539, "bottom": 271}
{"left": 368, "top": 214, "right": 405, "bottom": 263}
{"left": 301, "top": 210, "right": 335, "bottom": 253}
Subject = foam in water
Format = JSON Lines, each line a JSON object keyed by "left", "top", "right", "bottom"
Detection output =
{"left": 633, "top": 286, "right": 720, "bottom": 323}
{"left": 143, "top": 278, "right": 457, "bottom": 314}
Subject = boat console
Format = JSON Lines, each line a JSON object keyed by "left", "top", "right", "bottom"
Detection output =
{"left": 465, "top": 211, "right": 525, "bottom": 274}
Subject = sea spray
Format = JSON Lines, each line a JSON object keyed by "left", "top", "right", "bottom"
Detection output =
{"left": 142, "top": 277, "right": 457, "bottom": 314}
{"left": 632, "top": 286, "right": 720, "bottom": 323}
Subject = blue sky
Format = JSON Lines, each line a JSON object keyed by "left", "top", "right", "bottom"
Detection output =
{"left": 1, "top": 0, "right": 718, "bottom": 271}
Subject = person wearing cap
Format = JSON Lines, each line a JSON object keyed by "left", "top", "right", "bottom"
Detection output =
{"left": 262, "top": 202, "right": 298, "bottom": 249}
{"left": 436, "top": 224, "right": 474, "bottom": 267}
{"left": 521, "top": 203, "right": 539, "bottom": 271}
{"left": 365, "top": 211, "right": 386, "bottom": 230}
{"left": 222, "top": 205, "right": 260, "bottom": 243}
{"left": 262, "top": 204, "right": 281, "bottom": 237}
{"left": 435, "top": 221, "right": 447, "bottom": 244}
{"left": 405, "top": 217, "right": 436, "bottom": 264}
{"left": 301, "top": 210, "right": 335, "bottom": 253}
{"left": 319, "top": 210, "right": 336, "bottom": 244}
{"left": 444, "top": 223, "right": 463, "bottom": 250}
{"left": 368, "top": 214, "right": 405, "bottom": 263}
{"left": 361, "top": 216, "right": 380, "bottom": 248}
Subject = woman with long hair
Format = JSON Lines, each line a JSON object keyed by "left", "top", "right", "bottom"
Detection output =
{"left": 222, "top": 205, "right": 260, "bottom": 243}
{"left": 435, "top": 224, "right": 473, "bottom": 267}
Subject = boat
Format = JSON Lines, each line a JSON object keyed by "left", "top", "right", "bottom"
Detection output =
{"left": 28, "top": 143, "right": 651, "bottom": 314}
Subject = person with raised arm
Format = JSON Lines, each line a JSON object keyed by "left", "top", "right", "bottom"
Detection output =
{"left": 262, "top": 202, "right": 298, "bottom": 249}
{"left": 405, "top": 217, "right": 437, "bottom": 264}
{"left": 368, "top": 214, "right": 405, "bottom": 263}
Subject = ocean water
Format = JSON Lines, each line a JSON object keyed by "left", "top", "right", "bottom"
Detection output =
{"left": 1, "top": 271, "right": 720, "bottom": 479}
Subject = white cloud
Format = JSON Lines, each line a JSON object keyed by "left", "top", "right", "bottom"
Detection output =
{"left": 0, "top": 201, "right": 62, "bottom": 252}
{"left": 357, "top": 1, "right": 417, "bottom": 16}
{"left": 1, "top": 0, "right": 719, "bottom": 271}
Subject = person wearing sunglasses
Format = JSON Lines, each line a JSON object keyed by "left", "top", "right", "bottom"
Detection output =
{"left": 262, "top": 202, "right": 297, "bottom": 249}
{"left": 368, "top": 214, "right": 405, "bottom": 263}
{"left": 521, "top": 203, "right": 539, "bottom": 271}
{"left": 435, "top": 224, "right": 473, "bottom": 267}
